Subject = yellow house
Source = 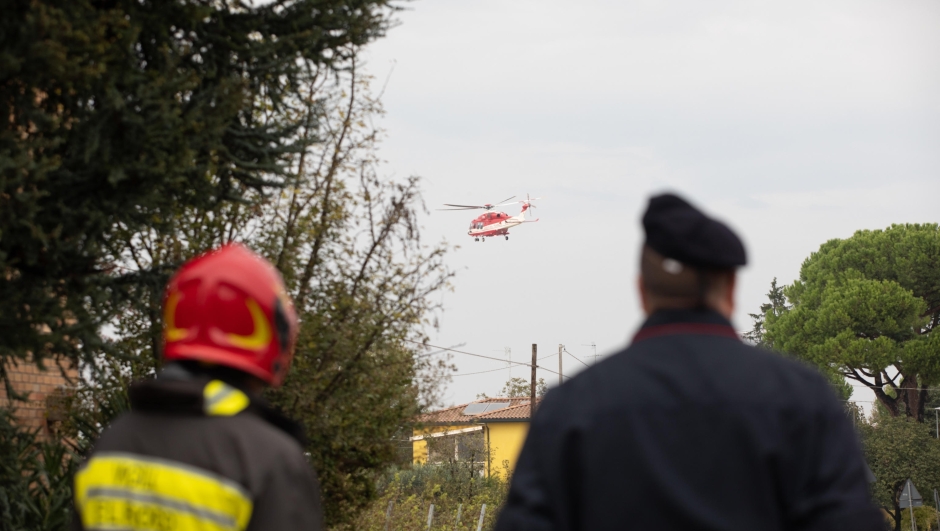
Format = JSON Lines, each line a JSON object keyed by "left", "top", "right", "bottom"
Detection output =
{"left": 412, "top": 397, "right": 540, "bottom": 478}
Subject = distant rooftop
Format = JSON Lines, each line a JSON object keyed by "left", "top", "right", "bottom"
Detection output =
{"left": 462, "top": 401, "right": 510, "bottom": 415}
{"left": 417, "top": 396, "right": 542, "bottom": 424}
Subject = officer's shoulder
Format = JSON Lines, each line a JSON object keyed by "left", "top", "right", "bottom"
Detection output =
{"left": 735, "top": 341, "right": 831, "bottom": 383}
{"left": 710, "top": 340, "right": 842, "bottom": 408}
{"left": 556, "top": 339, "right": 836, "bottom": 407}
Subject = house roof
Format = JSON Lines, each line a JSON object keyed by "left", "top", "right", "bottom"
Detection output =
{"left": 417, "top": 396, "right": 542, "bottom": 424}
{"left": 474, "top": 401, "right": 537, "bottom": 421}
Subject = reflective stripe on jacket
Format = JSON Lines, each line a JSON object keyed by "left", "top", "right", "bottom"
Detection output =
{"left": 72, "top": 375, "right": 323, "bottom": 531}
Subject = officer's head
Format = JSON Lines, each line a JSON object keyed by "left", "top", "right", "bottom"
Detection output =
{"left": 638, "top": 193, "right": 747, "bottom": 318}
{"left": 161, "top": 243, "right": 299, "bottom": 390}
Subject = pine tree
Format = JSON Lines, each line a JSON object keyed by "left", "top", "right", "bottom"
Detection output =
{"left": 1, "top": 0, "right": 395, "bottom": 380}
{"left": 765, "top": 225, "right": 940, "bottom": 420}
{"left": 743, "top": 278, "right": 787, "bottom": 347}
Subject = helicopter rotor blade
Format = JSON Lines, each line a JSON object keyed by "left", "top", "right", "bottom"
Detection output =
{"left": 437, "top": 207, "right": 482, "bottom": 211}
{"left": 493, "top": 195, "right": 516, "bottom": 206}
{"left": 442, "top": 204, "right": 486, "bottom": 209}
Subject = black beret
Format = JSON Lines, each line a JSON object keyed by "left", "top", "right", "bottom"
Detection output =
{"left": 642, "top": 193, "right": 747, "bottom": 269}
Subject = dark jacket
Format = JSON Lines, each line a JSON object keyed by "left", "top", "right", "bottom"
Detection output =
{"left": 496, "top": 309, "right": 882, "bottom": 531}
{"left": 71, "top": 369, "right": 324, "bottom": 531}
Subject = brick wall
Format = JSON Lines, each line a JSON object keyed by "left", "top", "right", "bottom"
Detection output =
{"left": 0, "top": 359, "right": 78, "bottom": 436}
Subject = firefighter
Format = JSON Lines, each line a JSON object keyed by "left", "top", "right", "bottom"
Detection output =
{"left": 495, "top": 193, "right": 882, "bottom": 530}
{"left": 72, "top": 244, "right": 323, "bottom": 530}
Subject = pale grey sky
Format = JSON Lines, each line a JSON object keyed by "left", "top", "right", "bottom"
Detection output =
{"left": 362, "top": 0, "right": 940, "bottom": 407}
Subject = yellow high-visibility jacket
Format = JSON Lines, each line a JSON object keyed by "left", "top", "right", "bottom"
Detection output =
{"left": 72, "top": 372, "right": 323, "bottom": 531}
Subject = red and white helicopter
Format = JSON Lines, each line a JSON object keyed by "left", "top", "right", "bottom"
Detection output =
{"left": 438, "top": 195, "right": 542, "bottom": 242}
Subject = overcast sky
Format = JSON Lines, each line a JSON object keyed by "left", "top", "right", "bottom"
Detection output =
{"left": 361, "top": 0, "right": 940, "bottom": 408}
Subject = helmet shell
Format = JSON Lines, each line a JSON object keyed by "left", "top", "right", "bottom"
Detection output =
{"left": 162, "top": 243, "right": 298, "bottom": 386}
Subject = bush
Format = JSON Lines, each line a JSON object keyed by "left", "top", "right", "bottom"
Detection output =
{"left": 899, "top": 505, "right": 939, "bottom": 531}
{"left": 0, "top": 408, "right": 77, "bottom": 531}
{"left": 342, "top": 464, "right": 510, "bottom": 531}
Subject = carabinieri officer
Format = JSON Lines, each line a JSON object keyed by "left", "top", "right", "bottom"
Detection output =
{"left": 495, "top": 193, "right": 882, "bottom": 531}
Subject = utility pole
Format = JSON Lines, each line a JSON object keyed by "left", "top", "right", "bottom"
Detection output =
{"left": 495, "top": 347, "right": 512, "bottom": 380}
{"left": 530, "top": 344, "right": 537, "bottom": 416}
{"left": 507, "top": 347, "right": 512, "bottom": 381}
{"left": 907, "top": 480, "right": 915, "bottom": 531}
{"left": 582, "top": 342, "right": 597, "bottom": 364}
{"left": 558, "top": 344, "right": 563, "bottom": 386}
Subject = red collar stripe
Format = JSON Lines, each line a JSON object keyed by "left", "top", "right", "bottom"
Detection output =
{"left": 632, "top": 323, "right": 740, "bottom": 343}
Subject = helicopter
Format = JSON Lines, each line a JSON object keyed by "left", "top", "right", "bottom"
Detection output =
{"left": 438, "top": 195, "right": 541, "bottom": 241}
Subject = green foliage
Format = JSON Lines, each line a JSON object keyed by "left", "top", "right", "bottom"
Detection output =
{"left": 2, "top": 2, "right": 447, "bottom": 528}
{"left": 252, "top": 60, "right": 453, "bottom": 525}
{"left": 743, "top": 278, "right": 787, "bottom": 347}
{"left": 478, "top": 377, "right": 548, "bottom": 400}
{"left": 745, "top": 278, "right": 853, "bottom": 400}
{"left": 765, "top": 224, "right": 940, "bottom": 420}
{"left": 343, "top": 464, "right": 509, "bottom": 531}
{"left": 0, "top": 362, "right": 135, "bottom": 530}
{"left": 860, "top": 412, "right": 940, "bottom": 531}
{"left": 0, "top": 409, "right": 77, "bottom": 531}
{"left": 901, "top": 505, "right": 939, "bottom": 531}
{"left": 0, "top": 0, "right": 395, "bottom": 387}
{"left": 83, "top": 55, "right": 452, "bottom": 526}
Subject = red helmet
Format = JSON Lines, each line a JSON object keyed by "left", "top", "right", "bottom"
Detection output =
{"left": 162, "top": 243, "right": 298, "bottom": 386}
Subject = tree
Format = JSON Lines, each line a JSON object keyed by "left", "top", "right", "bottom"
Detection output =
{"left": 860, "top": 410, "right": 940, "bottom": 531}
{"left": 765, "top": 225, "right": 940, "bottom": 421}
{"left": 89, "top": 52, "right": 452, "bottom": 526}
{"left": 3, "top": 3, "right": 442, "bottom": 526}
{"left": 479, "top": 377, "right": 548, "bottom": 400}
{"left": 0, "top": 0, "right": 395, "bottom": 389}
{"left": 743, "top": 278, "right": 787, "bottom": 347}
{"left": 746, "top": 278, "right": 853, "bottom": 400}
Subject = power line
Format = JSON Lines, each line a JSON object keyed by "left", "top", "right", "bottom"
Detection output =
{"left": 450, "top": 367, "right": 510, "bottom": 377}
{"left": 409, "top": 341, "right": 940, "bottom": 392}
{"left": 409, "top": 341, "right": 536, "bottom": 366}
{"left": 417, "top": 342, "right": 467, "bottom": 358}
{"left": 846, "top": 382, "right": 940, "bottom": 392}
{"left": 405, "top": 339, "right": 568, "bottom": 378}
{"left": 582, "top": 342, "right": 598, "bottom": 364}
{"left": 562, "top": 347, "right": 589, "bottom": 368}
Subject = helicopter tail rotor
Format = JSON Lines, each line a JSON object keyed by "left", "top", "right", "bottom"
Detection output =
{"left": 521, "top": 193, "right": 543, "bottom": 218}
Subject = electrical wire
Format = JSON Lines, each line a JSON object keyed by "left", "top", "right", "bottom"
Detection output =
{"left": 419, "top": 343, "right": 467, "bottom": 358}
{"left": 846, "top": 382, "right": 940, "bottom": 392}
{"left": 407, "top": 341, "right": 940, "bottom": 393}
{"left": 562, "top": 347, "right": 589, "bottom": 368}
{"left": 404, "top": 339, "right": 567, "bottom": 378}
{"left": 450, "top": 367, "right": 513, "bottom": 377}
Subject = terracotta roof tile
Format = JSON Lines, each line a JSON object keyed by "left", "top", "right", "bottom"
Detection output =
{"left": 417, "top": 397, "right": 542, "bottom": 424}
{"left": 474, "top": 400, "right": 542, "bottom": 420}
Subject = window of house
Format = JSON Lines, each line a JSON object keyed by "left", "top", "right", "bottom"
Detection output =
{"left": 426, "top": 430, "right": 487, "bottom": 476}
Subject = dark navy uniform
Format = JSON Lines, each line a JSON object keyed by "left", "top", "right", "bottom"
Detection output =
{"left": 72, "top": 367, "right": 324, "bottom": 531}
{"left": 495, "top": 193, "right": 881, "bottom": 531}
{"left": 496, "top": 309, "right": 881, "bottom": 530}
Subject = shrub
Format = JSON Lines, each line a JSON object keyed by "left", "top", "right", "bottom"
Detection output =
{"left": 342, "top": 463, "right": 510, "bottom": 531}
